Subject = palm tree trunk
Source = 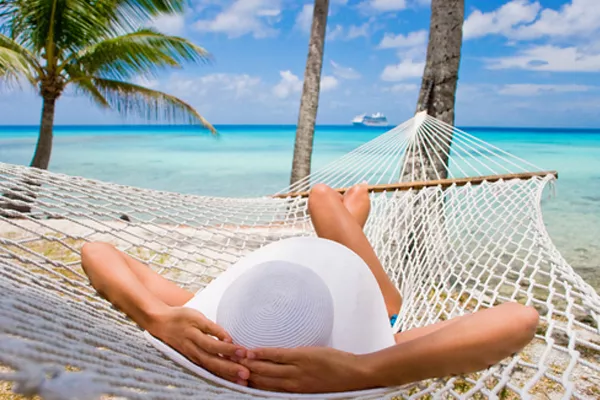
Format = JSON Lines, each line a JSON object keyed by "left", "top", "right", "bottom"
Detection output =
{"left": 403, "top": 0, "right": 464, "bottom": 182}
{"left": 31, "top": 95, "right": 57, "bottom": 170}
{"left": 290, "top": 0, "right": 329, "bottom": 186}
{"left": 396, "top": 0, "right": 464, "bottom": 275}
{"left": 2, "top": 95, "right": 58, "bottom": 216}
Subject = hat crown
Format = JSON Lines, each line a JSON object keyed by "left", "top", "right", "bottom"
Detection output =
{"left": 216, "top": 261, "right": 334, "bottom": 349}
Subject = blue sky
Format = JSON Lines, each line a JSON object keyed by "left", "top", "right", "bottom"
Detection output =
{"left": 1, "top": 0, "right": 599, "bottom": 127}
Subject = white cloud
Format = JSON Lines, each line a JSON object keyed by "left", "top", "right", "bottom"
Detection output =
{"left": 256, "top": 8, "right": 281, "bottom": 17}
{"left": 463, "top": 0, "right": 600, "bottom": 40}
{"left": 464, "top": 1, "right": 600, "bottom": 76}
{"left": 386, "top": 83, "right": 419, "bottom": 93}
{"left": 346, "top": 23, "right": 370, "bottom": 39}
{"left": 203, "top": 74, "right": 262, "bottom": 98}
{"left": 194, "top": 0, "right": 281, "bottom": 38}
{"left": 378, "top": 30, "right": 427, "bottom": 49}
{"left": 272, "top": 71, "right": 338, "bottom": 99}
{"left": 321, "top": 76, "right": 339, "bottom": 92}
{"left": 381, "top": 59, "right": 424, "bottom": 81}
{"left": 168, "top": 73, "right": 262, "bottom": 99}
{"left": 331, "top": 61, "right": 361, "bottom": 80}
{"left": 498, "top": 84, "right": 592, "bottom": 96}
{"left": 323, "top": 23, "right": 371, "bottom": 41}
{"left": 361, "top": 0, "right": 407, "bottom": 12}
{"left": 325, "top": 22, "right": 371, "bottom": 41}
{"left": 133, "top": 77, "right": 160, "bottom": 89}
{"left": 151, "top": 14, "right": 186, "bottom": 35}
{"left": 295, "top": 4, "right": 313, "bottom": 33}
{"left": 463, "top": 0, "right": 541, "bottom": 40}
{"left": 191, "top": 0, "right": 223, "bottom": 13}
{"left": 512, "top": 0, "right": 600, "bottom": 39}
{"left": 327, "top": 24, "right": 344, "bottom": 40}
{"left": 398, "top": 45, "right": 426, "bottom": 62}
{"left": 487, "top": 45, "right": 600, "bottom": 72}
{"left": 272, "top": 70, "right": 303, "bottom": 99}
{"left": 379, "top": 30, "right": 427, "bottom": 83}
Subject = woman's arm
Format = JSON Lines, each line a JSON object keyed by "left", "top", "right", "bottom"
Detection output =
{"left": 81, "top": 242, "right": 192, "bottom": 328}
{"left": 363, "top": 303, "right": 539, "bottom": 388}
{"left": 242, "top": 303, "right": 539, "bottom": 393}
{"left": 81, "top": 242, "right": 251, "bottom": 385}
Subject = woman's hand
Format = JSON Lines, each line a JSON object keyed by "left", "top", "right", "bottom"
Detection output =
{"left": 148, "top": 307, "right": 250, "bottom": 385}
{"left": 240, "top": 347, "right": 374, "bottom": 393}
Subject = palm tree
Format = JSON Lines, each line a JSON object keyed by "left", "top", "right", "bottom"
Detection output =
{"left": 0, "top": 0, "right": 215, "bottom": 171}
{"left": 290, "top": 0, "right": 329, "bottom": 186}
{"left": 403, "top": 0, "right": 464, "bottom": 182}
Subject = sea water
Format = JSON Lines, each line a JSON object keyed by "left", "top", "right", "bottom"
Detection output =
{"left": 1, "top": 125, "right": 599, "bottom": 288}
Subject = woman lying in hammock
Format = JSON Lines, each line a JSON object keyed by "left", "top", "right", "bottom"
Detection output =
{"left": 81, "top": 183, "right": 539, "bottom": 394}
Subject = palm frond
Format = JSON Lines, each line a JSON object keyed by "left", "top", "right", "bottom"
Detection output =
{"left": 114, "top": 0, "right": 186, "bottom": 22}
{"left": 69, "top": 28, "right": 210, "bottom": 81}
{"left": 0, "top": 0, "right": 115, "bottom": 54}
{"left": 73, "top": 78, "right": 110, "bottom": 109}
{"left": 91, "top": 77, "right": 216, "bottom": 133}
{"left": 0, "top": 48, "right": 35, "bottom": 85}
{"left": 0, "top": 34, "right": 38, "bottom": 86}
{"left": 56, "top": 0, "right": 116, "bottom": 52}
{"left": 0, "top": 33, "right": 41, "bottom": 71}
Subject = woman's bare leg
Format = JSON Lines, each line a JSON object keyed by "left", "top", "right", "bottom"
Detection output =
{"left": 308, "top": 184, "right": 402, "bottom": 317}
{"left": 342, "top": 183, "right": 370, "bottom": 229}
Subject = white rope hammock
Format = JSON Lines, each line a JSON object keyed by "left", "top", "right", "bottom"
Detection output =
{"left": 0, "top": 112, "right": 599, "bottom": 399}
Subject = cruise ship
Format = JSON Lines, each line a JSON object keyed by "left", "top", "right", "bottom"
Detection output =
{"left": 352, "top": 112, "right": 389, "bottom": 127}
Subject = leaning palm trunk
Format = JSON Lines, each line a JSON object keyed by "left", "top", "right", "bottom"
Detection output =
{"left": 1, "top": 95, "right": 56, "bottom": 216}
{"left": 290, "top": 0, "right": 329, "bottom": 186}
{"left": 396, "top": 0, "right": 464, "bottom": 277}
{"left": 402, "top": 0, "right": 464, "bottom": 182}
{"left": 31, "top": 95, "right": 57, "bottom": 170}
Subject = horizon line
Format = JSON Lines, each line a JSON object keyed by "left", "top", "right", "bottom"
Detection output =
{"left": 1, "top": 124, "right": 600, "bottom": 132}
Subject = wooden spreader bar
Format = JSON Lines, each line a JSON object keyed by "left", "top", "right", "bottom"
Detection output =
{"left": 273, "top": 171, "right": 558, "bottom": 199}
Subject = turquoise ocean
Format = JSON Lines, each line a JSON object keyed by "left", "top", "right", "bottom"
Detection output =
{"left": 1, "top": 125, "right": 599, "bottom": 289}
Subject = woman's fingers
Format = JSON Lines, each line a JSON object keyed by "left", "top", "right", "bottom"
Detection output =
{"left": 189, "top": 329, "right": 245, "bottom": 358}
{"left": 196, "top": 314, "right": 233, "bottom": 342}
{"left": 183, "top": 341, "right": 250, "bottom": 382}
{"left": 240, "top": 359, "right": 297, "bottom": 378}
{"left": 247, "top": 347, "right": 300, "bottom": 363}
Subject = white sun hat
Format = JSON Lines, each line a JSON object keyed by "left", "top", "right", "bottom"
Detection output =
{"left": 144, "top": 236, "right": 397, "bottom": 398}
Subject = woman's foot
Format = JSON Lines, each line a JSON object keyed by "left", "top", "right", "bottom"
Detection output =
{"left": 343, "top": 183, "right": 371, "bottom": 229}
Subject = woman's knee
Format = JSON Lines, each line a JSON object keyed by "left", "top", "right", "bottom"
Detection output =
{"left": 344, "top": 183, "right": 369, "bottom": 200}
{"left": 81, "top": 242, "right": 115, "bottom": 261}
{"left": 308, "top": 184, "right": 337, "bottom": 212}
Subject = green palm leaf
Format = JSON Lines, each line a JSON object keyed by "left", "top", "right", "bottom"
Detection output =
{"left": 70, "top": 29, "right": 210, "bottom": 81}
{"left": 73, "top": 77, "right": 110, "bottom": 108}
{"left": 114, "top": 0, "right": 185, "bottom": 20}
{"left": 90, "top": 77, "right": 216, "bottom": 134}
{"left": 0, "top": 33, "right": 38, "bottom": 85}
{"left": 2, "top": 0, "right": 117, "bottom": 53}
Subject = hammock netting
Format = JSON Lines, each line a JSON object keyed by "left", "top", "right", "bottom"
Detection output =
{"left": 0, "top": 113, "right": 599, "bottom": 399}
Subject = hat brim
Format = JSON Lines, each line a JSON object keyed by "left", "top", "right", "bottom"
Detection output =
{"left": 145, "top": 237, "right": 396, "bottom": 398}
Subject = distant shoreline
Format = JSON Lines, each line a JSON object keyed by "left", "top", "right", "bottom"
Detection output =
{"left": 2, "top": 124, "right": 600, "bottom": 133}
